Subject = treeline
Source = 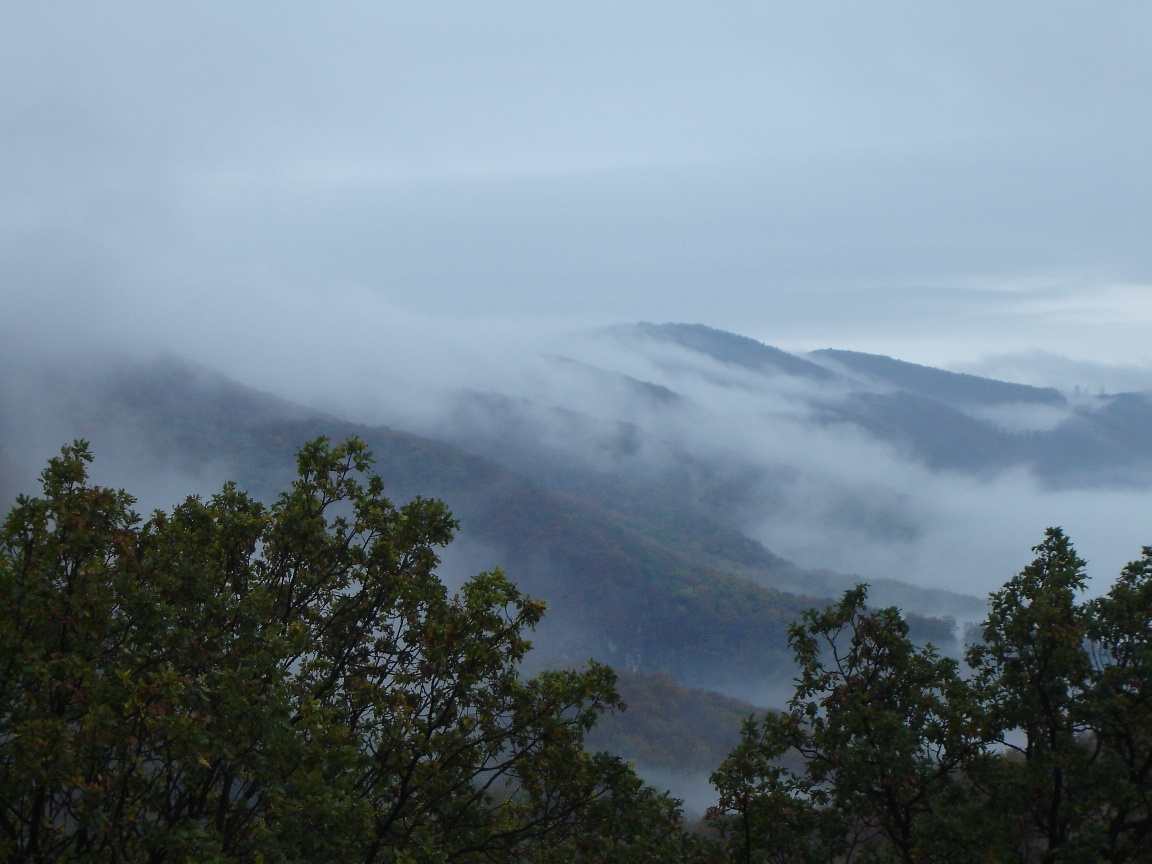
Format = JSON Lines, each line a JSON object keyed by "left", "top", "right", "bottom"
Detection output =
{"left": 0, "top": 438, "right": 712, "bottom": 863}
{"left": 1, "top": 438, "right": 1149, "bottom": 863}
{"left": 709, "top": 530, "right": 1152, "bottom": 863}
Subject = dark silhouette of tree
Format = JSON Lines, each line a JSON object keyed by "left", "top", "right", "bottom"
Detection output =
{"left": 710, "top": 586, "right": 984, "bottom": 863}
{"left": 0, "top": 438, "right": 710, "bottom": 863}
{"left": 712, "top": 530, "right": 1152, "bottom": 863}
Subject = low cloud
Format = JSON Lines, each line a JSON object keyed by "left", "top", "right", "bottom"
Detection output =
{"left": 345, "top": 327, "right": 1152, "bottom": 601}
{"left": 955, "top": 351, "right": 1152, "bottom": 396}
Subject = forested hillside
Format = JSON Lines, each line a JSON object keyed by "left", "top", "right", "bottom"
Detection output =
{"left": 15, "top": 319, "right": 1152, "bottom": 786}
{"left": 0, "top": 357, "right": 821, "bottom": 693}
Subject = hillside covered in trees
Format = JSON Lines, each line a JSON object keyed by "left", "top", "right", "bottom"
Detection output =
{"left": 10, "top": 324, "right": 1152, "bottom": 797}
{"left": 0, "top": 351, "right": 980, "bottom": 699}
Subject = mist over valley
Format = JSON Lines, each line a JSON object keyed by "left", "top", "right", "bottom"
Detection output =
{"left": 5, "top": 322, "right": 1150, "bottom": 684}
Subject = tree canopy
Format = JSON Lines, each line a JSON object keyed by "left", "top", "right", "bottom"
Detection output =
{"left": 4, "top": 438, "right": 1152, "bottom": 864}
{"left": 709, "top": 529, "right": 1152, "bottom": 864}
{"left": 0, "top": 438, "right": 710, "bottom": 863}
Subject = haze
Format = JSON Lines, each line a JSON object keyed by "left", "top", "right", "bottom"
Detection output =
{"left": 3, "top": 2, "right": 1152, "bottom": 597}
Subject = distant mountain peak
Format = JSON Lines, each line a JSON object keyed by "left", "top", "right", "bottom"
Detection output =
{"left": 810, "top": 348, "right": 1066, "bottom": 407}
{"left": 627, "top": 323, "right": 838, "bottom": 382}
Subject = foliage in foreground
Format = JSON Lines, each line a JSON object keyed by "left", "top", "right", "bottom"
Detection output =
{"left": 709, "top": 529, "right": 1152, "bottom": 864}
{"left": 0, "top": 438, "right": 713, "bottom": 863}
{"left": 6, "top": 436, "right": 1152, "bottom": 864}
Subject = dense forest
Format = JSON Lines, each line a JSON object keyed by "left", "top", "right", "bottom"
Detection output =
{"left": 2, "top": 437, "right": 1150, "bottom": 862}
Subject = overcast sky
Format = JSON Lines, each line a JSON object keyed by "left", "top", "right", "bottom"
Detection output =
{"left": 3, "top": 2, "right": 1152, "bottom": 380}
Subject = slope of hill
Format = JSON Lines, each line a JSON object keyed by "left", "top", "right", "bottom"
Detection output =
{"left": 585, "top": 671, "right": 760, "bottom": 775}
{"left": 434, "top": 324, "right": 1152, "bottom": 494}
{"left": 0, "top": 355, "right": 834, "bottom": 699}
{"left": 627, "top": 322, "right": 837, "bottom": 381}
{"left": 23, "top": 335, "right": 1117, "bottom": 793}
{"left": 20, "top": 327, "right": 1104, "bottom": 672}
{"left": 9, "top": 328, "right": 1151, "bottom": 805}
{"left": 811, "top": 348, "right": 1065, "bottom": 406}
{"left": 396, "top": 322, "right": 1152, "bottom": 606}
{"left": 581, "top": 324, "right": 1152, "bottom": 486}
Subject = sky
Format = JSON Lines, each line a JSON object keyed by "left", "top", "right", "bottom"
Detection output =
{"left": 2, "top": 1, "right": 1151, "bottom": 381}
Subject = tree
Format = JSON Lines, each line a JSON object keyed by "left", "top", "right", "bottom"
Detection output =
{"left": 0, "top": 438, "right": 705, "bottom": 863}
{"left": 711, "top": 529, "right": 1152, "bottom": 864}
{"left": 966, "top": 528, "right": 1099, "bottom": 863}
{"left": 528, "top": 757, "right": 724, "bottom": 864}
{"left": 709, "top": 586, "right": 984, "bottom": 864}
{"left": 967, "top": 529, "right": 1152, "bottom": 863}
{"left": 1083, "top": 547, "right": 1152, "bottom": 862}
{"left": 709, "top": 712, "right": 843, "bottom": 864}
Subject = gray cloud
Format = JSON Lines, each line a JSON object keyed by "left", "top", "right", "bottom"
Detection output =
{"left": 3, "top": 3, "right": 1150, "bottom": 335}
